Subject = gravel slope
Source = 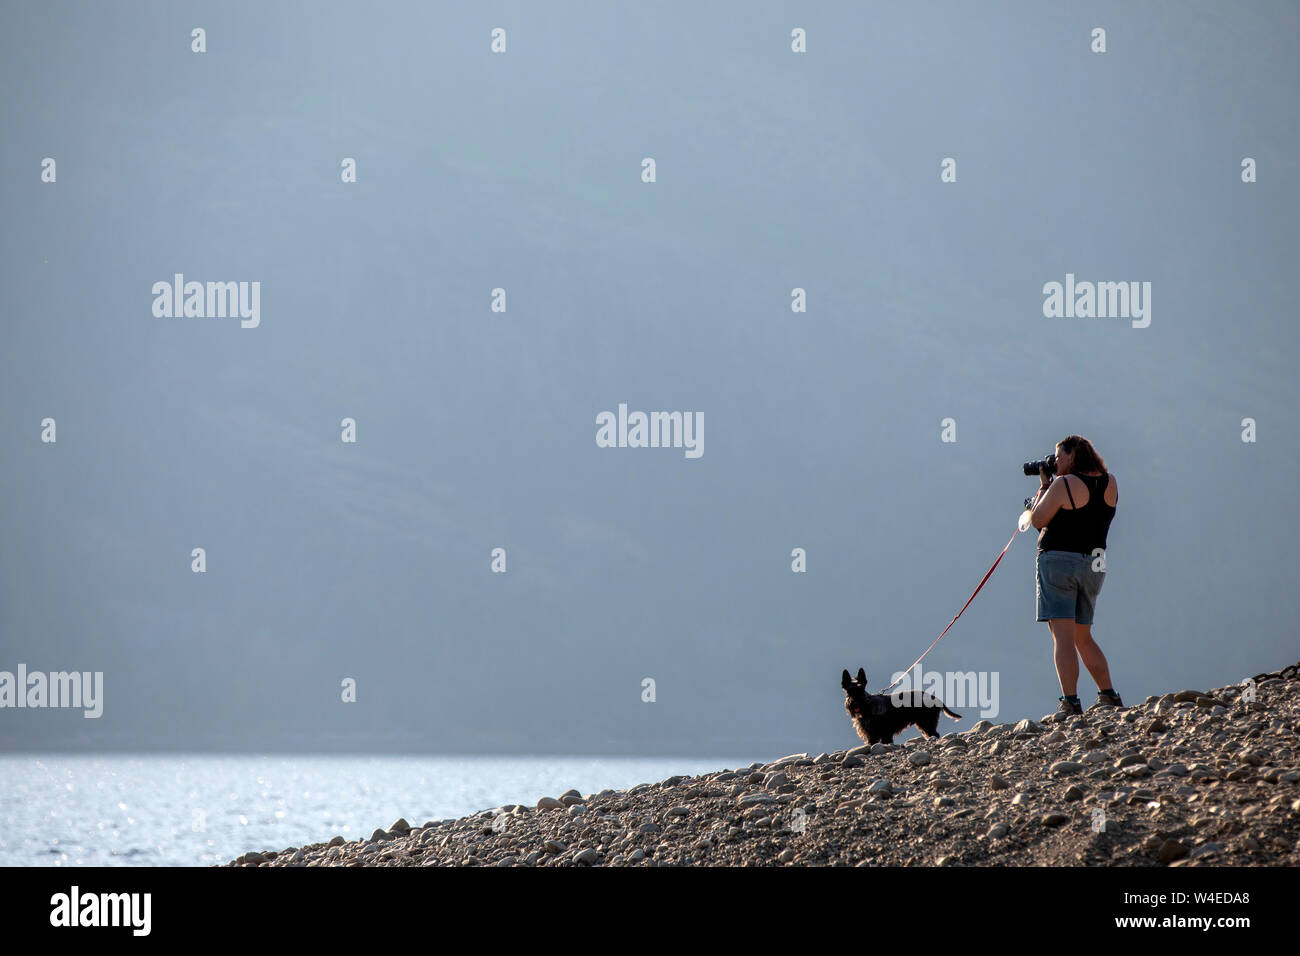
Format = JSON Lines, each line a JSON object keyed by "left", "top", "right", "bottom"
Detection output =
{"left": 228, "top": 661, "right": 1300, "bottom": 867}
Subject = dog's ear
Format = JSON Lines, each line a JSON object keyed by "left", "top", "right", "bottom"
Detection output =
{"left": 841, "top": 669, "right": 853, "bottom": 690}
{"left": 856, "top": 667, "right": 867, "bottom": 685}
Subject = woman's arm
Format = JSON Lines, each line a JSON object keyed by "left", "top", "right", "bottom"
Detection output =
{"left": 1029, "top": 476, "right": 1065, "bottom": 529}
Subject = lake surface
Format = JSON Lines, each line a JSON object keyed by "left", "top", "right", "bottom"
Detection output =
{"left": 0, "top": 754, "right": 752, "bottom": 867}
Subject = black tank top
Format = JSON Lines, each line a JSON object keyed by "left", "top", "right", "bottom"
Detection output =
{"left": 1038, "top": 472, "right": 1115, "bottom": 554}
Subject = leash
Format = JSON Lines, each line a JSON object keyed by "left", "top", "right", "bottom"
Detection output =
{"left": 880, "top": 523, "right": 1024, "bottom": 693}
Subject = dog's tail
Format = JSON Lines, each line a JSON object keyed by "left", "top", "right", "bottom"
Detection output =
{"left": 941, "top": 705, "right": 962, "bottom": 720}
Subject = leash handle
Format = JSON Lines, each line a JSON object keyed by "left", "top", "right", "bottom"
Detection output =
{"left": 880, "top": 526, "right": 1022, "bottom": 693}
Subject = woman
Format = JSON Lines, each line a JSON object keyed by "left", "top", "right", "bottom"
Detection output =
{"left": 1027, "top": 435, "right": 1122, "bottom": 716}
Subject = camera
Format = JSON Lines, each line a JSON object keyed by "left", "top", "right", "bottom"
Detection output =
{"left": 1022, "top": 454, "right": 1056, "bottom": 479}
{"left": 1021, "top": 453, "right": 1056, "bottom": 511}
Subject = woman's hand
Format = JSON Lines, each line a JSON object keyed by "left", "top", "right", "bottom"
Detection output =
{"left": 1028, "top": 474, "right": 1066, "bottom": 529}
{"left": 1023, "top": 468, "right": 1055, "bottom": 513}
{"left": 1024, "top": 481, "right": 1049, "bottom": 512}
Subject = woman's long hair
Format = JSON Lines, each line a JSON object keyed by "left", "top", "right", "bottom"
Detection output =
{"left": 1057, "top": 435, "right": 1106, "bottom": 474}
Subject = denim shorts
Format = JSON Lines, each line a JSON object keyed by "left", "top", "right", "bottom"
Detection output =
{"left": 1036, "top": 549, "right": 1105, "bottom": 625}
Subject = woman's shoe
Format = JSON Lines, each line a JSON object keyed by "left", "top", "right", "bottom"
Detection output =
{"left": 1096, "top": 689, "right": 1124, "bottom": 708}
{"left": 1057, "top": 696, "right": 1083, "bottom": 716}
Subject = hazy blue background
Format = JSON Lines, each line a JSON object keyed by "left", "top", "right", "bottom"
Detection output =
{"left": 2, "top": 1, "right": 1296, "bottom": 757}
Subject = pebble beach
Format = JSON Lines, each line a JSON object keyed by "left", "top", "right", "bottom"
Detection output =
{"left": 228, "top": 661, "right": 1300, "bottom": 868}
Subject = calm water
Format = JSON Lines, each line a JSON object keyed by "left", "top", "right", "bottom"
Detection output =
{"left": 0, "top": 754, "right": 751, "bottom": 867}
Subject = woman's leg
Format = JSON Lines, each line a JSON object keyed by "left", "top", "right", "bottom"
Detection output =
{"left": 1074, "top": 624, "right": 1114, "bottom": 691}
{"left": 1048, "top": 618, "right": 1079, "bottom": 695}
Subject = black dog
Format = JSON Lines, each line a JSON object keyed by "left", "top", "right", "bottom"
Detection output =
{"left": 841, "top": 668, "right": 962, "bottom": 744}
